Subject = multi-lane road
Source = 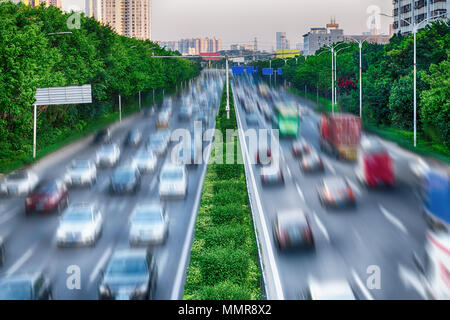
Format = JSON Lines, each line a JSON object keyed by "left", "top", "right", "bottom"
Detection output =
{"left": 233, "top": 76, "right": 430, "bottom": 300}
{"left": 0, "top": 70, "right": 223, "bottom": 300}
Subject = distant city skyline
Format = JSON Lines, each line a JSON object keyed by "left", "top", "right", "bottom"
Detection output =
{"left": 62, "top": 0, "right": 393, "bottom": 50}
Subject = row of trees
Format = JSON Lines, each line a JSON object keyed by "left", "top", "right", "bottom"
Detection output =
{"left": 0, "top": 1, "right": 200, "bottom": 169}
{"left": 250, "top": 21, "right": 449, "bottom": 148}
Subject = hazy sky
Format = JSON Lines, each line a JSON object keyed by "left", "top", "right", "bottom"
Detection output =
{"left": 63, "top": 0, "right": 394, "bottom": 50}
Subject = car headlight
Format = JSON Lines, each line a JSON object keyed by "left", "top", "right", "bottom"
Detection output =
{"left": 134, "top": 283, "right": 148, "bottom": 295}
{"left": 99, "top": 284, "right": 111, "bottom": 296}
{"left": 81, "top": 229, "right": 94, "bottom": 239}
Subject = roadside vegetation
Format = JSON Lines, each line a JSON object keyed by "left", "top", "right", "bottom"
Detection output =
{"left": 250, "top": 21, "right": 450, "bottom": 161}
{"left": 183, "top": 84, "right": 261, "bottom": 300}
{"left": 0, "top": 1, "right": 199, "bottom": 173}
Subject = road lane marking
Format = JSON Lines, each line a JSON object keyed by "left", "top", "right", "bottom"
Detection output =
{"left": 347, "top": 180, "right": 362, "bottom": 196}
{"left": 312, "top": 212, "right": 330, "bottom": 243}
{"left": 351, "top": 268, "right": 374, "bottom": 300}
{"left": 379, "top": 205, "right": 408, "bottom": 235}
{"left": 6, "top": 245, "right": 37, "bottom": 276}
{"left": 295, "top": 183, "right": 305, "bottom": 202}
{"left": 0, "top": 210, "right": 17, "bottom": 225}
{"left": 234, "top": 95, "right": 285, "bottom": 300}
{"left": 324, "top": 159, "right": 336, "bottom": 174}
{"left": 398, "top": 264, "right": 428, "bottom": 299}
{"left": 89, "top": 246, "right": 112, "bottom": 284}
{"left": 286, "top": 166, "right": 292, "bottom": 178}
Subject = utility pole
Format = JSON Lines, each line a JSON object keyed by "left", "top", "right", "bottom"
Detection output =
{"left": 33, "top": 104, "right": 37, "bottom": 159}
{"left": 138, "top": 91, "right": 141, "bottom": 110}
{"left": 225, "top": 56, "right": 230, "bottom": 119}
{"left": 119, "top": 94, "right": 122, "bottom": 122}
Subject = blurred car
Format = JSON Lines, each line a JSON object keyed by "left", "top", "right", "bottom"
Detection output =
{"left": 98, "top": 249, "right": 158, "bottom": 300}
{"left": 56, "top": 203, "right": 103, "bottom": 247}
{"left": 300, "top": 279, "right": 357, "bottom": 300}
{"left": 159, "top": 163, "right": 187, "bottom": 199}
{"left": 179, "top": 106, "right": 193, "bottom": 120}
{"left": 144, "top": 107, "right": 154, "bottom": 118}
{"left": 124, "top": 129, "right": 142, "bottom": 147}
{"left": 110, "top": 165, "right": 141, "bottom": 195}
{"left": 0, "top": 170, "right": 39, "bottom": 196}
{"left": 156, "top": 111, "right": 169, "bottom": 129}
{"left": 300, "top": 151, "right": 324, "bottom": 173}
{"left": 96, "top": 144, "right": 121, "bottom": 167}
{"left": 132, "top": 149, "right": 157, "bottom": 173}
{"left": 273, "top": 210, "right": 314, "bottom": 251}
{"left": 255, "top": 144, "right": 272, "bottom": 165}
{"left": 317, "top": 177, "right": 356, "bottom": 208}
{"left": 93, "top": 128, "right": 112, "bottom": 144}
{"left": 174, "top": 141, "right": 202, "bottom": 167}
{"left": 129, "top": 203, "right": 169, "bottom": 246}
{"left": 0, "top": 273, "right": 53, "bottom": 300}
{"left": 246, "top": 114, "right": 259, "bottom": 127}
{"left": 260, "top": 164, "right": 285, "bottom": 185}
{"left": 195, "top": 112, "right": 209, "bottom": 128}
{"left": 146, "top": 134, "right": 168, "bottom": 156}
{"left": 413, "top": 231, "right": 450, "bottom": 299}
{"left": 25, "top": 180, "right": 69, "bottom": 215}
{"left": 64, "top": 159, "right": 97, "bottom": 187}
{"left": 292, "top": 138, "right": 311, "bottom": 157}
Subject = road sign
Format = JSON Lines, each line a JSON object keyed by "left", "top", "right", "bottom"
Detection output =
{"left": 232, "top": 57, "right": 245, "bottom": 63}
{"left": 278, "top": 68, "right": 283, "bottom": 75}
{"left": 232, "top": 66, "right": 245, "bottom": 75}
{"left": 34, "top": 85, "right": 92, "bottom": 106}
{"left": 245, "top": 66, "right": 254, "bottom": 74}
{"left": 199, "top": 52, "right": 221, "bottom": 61}
{"left": 262, "top": 68, "right": 273, "bottom": 75}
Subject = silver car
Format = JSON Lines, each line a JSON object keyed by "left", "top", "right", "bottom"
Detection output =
{"left": 64, "top": 160, "right": 97, "bottom": 187}
{"left": 56, "top": 203, "right": 103, "bottom": 247}
{"left": 159, "top": 163, "right": 188, "bottom": 199}
{"left": 0, "top": 170, "right": 39, "bottom": 196}
{"left": 132, "top": 149, "right": 157, "bottom": 173}
{"left": 129, "top": 203, "right": 169, "bottom": 246}
{"left": 96, "top": 144, "right": 121, "bottom": 167}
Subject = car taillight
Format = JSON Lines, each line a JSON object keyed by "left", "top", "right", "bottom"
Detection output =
{"left": 303, "top": 228, "right": 312, "bottom": 243}
{"left": 305, "top": 146, "right": 310, "bottom": 153}
{"left": 267, "top": 150, "right": 272, "bottom": 157}
{"left": 48, "top": 194, "right": 59, "bottom": 204}
{"left": 346, "top": 187, "right": 355, "bottom": 200}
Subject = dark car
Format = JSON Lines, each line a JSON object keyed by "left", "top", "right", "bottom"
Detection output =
{"left": 179, "top": 106, "right": 193, "bottom": 120}
{"left": 273, "top": 210, "right": 314, "bottom": 251}
{"left": 292, "top": 138, "right": 311, "bottom": 157}
{"left": 25, "top": 180, "right": 69, "bottom": 215}
{"left": 300, "top": 151, "right": 324, "bottom": 173}
{"left": 0, "top": 273, "right": 53, "bottom": 300}
{"left": 93, "top": 128, "right": 112, "bottom": 145}
{"left": 317, "top": 177, "right": 356, "bottom": 208}
{"left": 98, "top": 249, "right": 158, "bottom": 300}
{"left": 124, "top": 129, "right": 142, "bottom": 147}
{"left": 110, "top": 165, "right": 141, "bottom": 195}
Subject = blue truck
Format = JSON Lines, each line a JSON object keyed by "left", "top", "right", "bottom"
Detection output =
{"left": 421, "top": 167, "right": 450, "bottom": 232}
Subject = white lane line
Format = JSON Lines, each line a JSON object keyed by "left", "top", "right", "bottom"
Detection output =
{"left": 234, "top": 97, "right": 285, "bottom": 300}
{"left": 171, "top": 142, "right": 213, "bottom": 300}
{"left": 347, "top": 179, "right": 362, "bottom": 196}
{"left": 324, "top": 159, "right": 336, "bottom": 174}
{"left": 149, "top": 177, "right": 157, "bottom": 191}
{"left": 379, "top": 205, "right": 408, "bottom": 235}
{"left": 351, "top": 268, "right": 374, "bottom": 300}
{"left": 0, "top": 210, "right": 17, "bottom": 225}
{"left": 89, "top": 246, "right": 112, "bottom": 284}
{"left": 398, "top": 264, "right": 428, "bottom": 300}
{"left": 295, "top": 183, "right": 305, "bottom": 202}
{"left": 6, "top": 245, "right": 37, "bottom": 276}
{"left": 312, "top": 212, "right": 330, "bottom": 243}
{"left": 286, "top": 166, "right": 292, "bottom": 178}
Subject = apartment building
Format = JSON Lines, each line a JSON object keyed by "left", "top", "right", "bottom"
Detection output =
{"left": 276, "top": 32, "right": 290, "bottom": 50}
{"left": 393, "top": 0, "right": 449, "bottom": 34}
{"left": 177, "top": 37, "right": 222, "bottom": 55}
{"left": 21, "top": 0, "right": 61, "bottom": 8}
{"left": 303, "top": 19, "right": 344, "bottom": 56}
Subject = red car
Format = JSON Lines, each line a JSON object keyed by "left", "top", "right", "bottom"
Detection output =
{"left": 357, "top": 139, "right": 395, "bottom": 187}
{"left": 25, "top": 180, "right": 69, "bottom": 215}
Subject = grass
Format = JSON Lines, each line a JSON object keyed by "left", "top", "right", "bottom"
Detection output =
{"left": 183, "top": 83, "right": 261, "bottom": 300}
{"left": 0, "top": 86, "right": 175, "bottom": 174}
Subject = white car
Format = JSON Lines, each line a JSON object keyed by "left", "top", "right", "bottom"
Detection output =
{"left": 56, "top": 203, "right": 103, "bottom": 247}
{"left": 0, "top": 170, "right": 39, "bottom": 196}
{"left": 64, "top": 160, "right": 97, "bottom": 187}
{"left": 301, "top": 279, "right": 357, "bottom": 300}
{"left": 159, "top": 163, "right": 188, "bottom": 199}
{"left": 132, "top": 149, "right": 157, "bottom": 173}
{"left": 96, "top": 144, "right": 120, "bottom": 167}
{"left": 129, "top": 203, "right": 169, "bottom": 246}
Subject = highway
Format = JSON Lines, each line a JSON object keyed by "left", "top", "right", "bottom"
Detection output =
{"left": 0, "top": 70, "right": 224, "bottom": 300}
{"left": 233, "top": 75, "right": 430, "bottom": 300}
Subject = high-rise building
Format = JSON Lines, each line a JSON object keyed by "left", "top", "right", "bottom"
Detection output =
{"left": 392, "top": 0, "right": 449, "bottom": 35}
{"left": 302, "top": 19, "right": 344, "bottom": 56}
{"left": 276, "top": 32, "right": 290, "bottom": 50}
{"left": 176, "top": 37, "right": 222, "bottom": 55}
{"left": 102, "top": 0, "right": 151, "bottom": 40}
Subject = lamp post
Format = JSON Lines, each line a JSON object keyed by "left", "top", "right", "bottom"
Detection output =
{"left": 380, "top": 12, "right": 447, "bottom": 147}
{"left": 333, "top": 46, "right": 350, "bottom": 106}
{"left": 346, "top": 38, "right": 367, "bottom": 119}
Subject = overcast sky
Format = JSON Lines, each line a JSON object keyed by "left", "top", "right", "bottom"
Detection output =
{"left": 63, "top": 0, "right": 393, "bottom": 50}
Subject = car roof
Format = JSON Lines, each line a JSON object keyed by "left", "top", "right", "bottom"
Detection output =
{"left": 323, "top": 177, "right": 347, "bottom": 188}
{"left": 308, "top": 279, "right": 355, "bottom": 300}
{"left": 277, "top": 210, "right": 307, "bottom": 225}
{"left": 110, "top": 249, "right": 149, "bottom": 260}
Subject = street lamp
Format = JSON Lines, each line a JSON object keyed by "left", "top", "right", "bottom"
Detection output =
{"left": 322, "top": 42, "right": 347, "bottom": 114}
{"left": 347, "top": 38, "right": 367, "bottom": 119}
{"left": 334, "top": 46, "right": 350, "bottom": 106}
{"left": 380, "top": 12, "right": 447, "bottom": 147}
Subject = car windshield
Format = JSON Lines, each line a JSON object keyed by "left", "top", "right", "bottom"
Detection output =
{"left": 100, "top": 146, "right": 115, "bottom": 154}
{"left": 8, "top": 172, "right": 27, "bottom": 180}
{"left": 325, "top": 179, "right": 347, "bottom": 192}
{"left": 62, "top": 209, "right": 92, "bottom": 222}
{"left": 71, "top": 161, "right": 89, "bottom": 170}
{"left": 35, "top": 182, "right": 57, "bottom": 193}
{"left": 133, "top": 209, "right": 162, "bottom": 224}
{"left": 0, "top": 281, "right": 32, "bottom": 300}
{"left": 113, "top": 169, "right": 134, "bottom": 182}
{"left": 161, "top": 169, "right": 183, "bottom": 180}
{"left": 106, "top": 257, "right": 147, "bottom": 276}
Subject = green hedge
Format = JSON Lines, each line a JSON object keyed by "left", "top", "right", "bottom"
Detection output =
{"left": 183, "top": 83, "right": 261, "bottom": 300}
